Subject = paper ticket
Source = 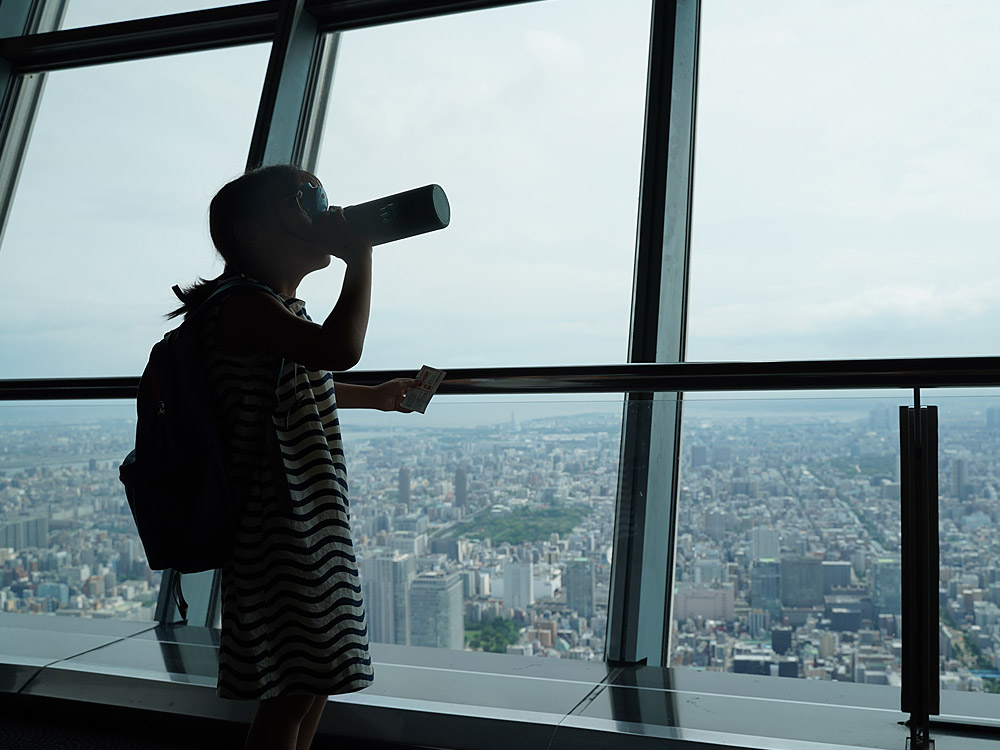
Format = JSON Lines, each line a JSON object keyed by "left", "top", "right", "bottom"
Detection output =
{"left": 401, "top": 365, "right": 446, "bottom": 413}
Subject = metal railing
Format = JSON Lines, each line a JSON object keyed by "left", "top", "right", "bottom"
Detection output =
{"left": 3, "top": 355, "right": 1000, "bottom": 400}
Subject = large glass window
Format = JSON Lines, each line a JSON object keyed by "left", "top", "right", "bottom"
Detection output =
{"left": 0, "top": 44, "right": 270, "bottom": 378}
{"left": 687, "top": 0, "right": 1000, "bottom": 362}
{"left": 671, "top": 392, "right": 905, "bottom": 690}
{"left": 306, "top": 0, "right": 652, "bottom": 370}
{"left": 935, "top": 391, "right": 1000, "bottom": 701}
{"left": 340, "top": 394, "right": 621, "bottom": 660}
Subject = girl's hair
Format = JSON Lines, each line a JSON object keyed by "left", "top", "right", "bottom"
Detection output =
{"left": 167, "top": 163, "right": 313, "bottom": 319}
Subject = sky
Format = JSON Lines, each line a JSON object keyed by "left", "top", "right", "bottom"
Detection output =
{"left": 2, "top": 0, "right": 1000, "bottom": 411}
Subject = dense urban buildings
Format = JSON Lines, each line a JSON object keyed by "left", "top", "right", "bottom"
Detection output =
{"left": 2, "top": 398, "right": 1000, "bottom": 691}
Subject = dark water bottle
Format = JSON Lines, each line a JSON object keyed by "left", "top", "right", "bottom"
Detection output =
{"left": 341, "top": 184, "right": 451, "bottom": 246}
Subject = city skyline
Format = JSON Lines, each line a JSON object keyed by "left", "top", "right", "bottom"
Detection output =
{"left": 5, "top": 399, "right": 1000, "bottom": 691}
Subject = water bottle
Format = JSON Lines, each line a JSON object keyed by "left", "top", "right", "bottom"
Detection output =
{"left": 297, "top": 182, "right": 451, "bottom": 245}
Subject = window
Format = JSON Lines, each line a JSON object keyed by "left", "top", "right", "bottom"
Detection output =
{"left": 305, "top": 0, "right": 652, "bottom": 369}
{"left": 936, "top": 391, "right": 1000, "bottom": 701}
{"left": 0, "top": 401, "right": 153, "bottom": 619}
{"left": 340, "top": 394, "right": 622, "bottom": 660}
{"left": 671, "top": 391, "right": 905, "bottom": 688}
{"left": 687, "top": 0, "right": 1000, "bottom": 362}
{"left": 0, "top": 44, "right": 270, "bottom": 378}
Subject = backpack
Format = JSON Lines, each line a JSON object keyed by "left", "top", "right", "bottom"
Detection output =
{"left": 119, "top": 278, "right": 283, "bottom": 581}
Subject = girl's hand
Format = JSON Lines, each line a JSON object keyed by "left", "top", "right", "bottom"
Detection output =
{"left": 317, "top": 208, "right": 372, "bottom": 265}
{"left": 371, "top": 378, "right": 420, "bottom": 412}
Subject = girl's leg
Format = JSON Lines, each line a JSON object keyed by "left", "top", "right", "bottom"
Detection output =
{"left": 295, "top": 695, "right": 330, "bottom": 750}
{"left": 245, "top": 694, "right": 316, "bottom": 750}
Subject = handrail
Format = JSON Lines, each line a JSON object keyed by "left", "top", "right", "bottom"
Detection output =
{"left": 3, "top": 356, "right": 1000, "bottom": 400}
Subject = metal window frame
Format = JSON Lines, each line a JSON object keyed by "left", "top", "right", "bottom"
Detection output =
{"left": 607, "top": 0, "right": 699, "bottom": 668}
{"left": 0, "top": 0, "right": 67, "bottom": 249}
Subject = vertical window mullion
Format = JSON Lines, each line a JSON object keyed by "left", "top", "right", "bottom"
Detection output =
{"left": 246, "top": 0, "right": 336, "bottom": 170}
{"left": 607, "top": 0, "right": 699, "bottom": 667}
{"left": 0, "top": 0, "right": 68, "bottom": 249}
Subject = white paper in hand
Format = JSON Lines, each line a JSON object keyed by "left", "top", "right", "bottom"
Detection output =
{"left": 401, "top": 365, "right": 446, "bottom": 414}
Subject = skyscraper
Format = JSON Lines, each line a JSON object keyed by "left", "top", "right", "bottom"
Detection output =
{"left": 750, "top": 527, "right": 780, "bottom": 561}
{"left": 822, "top": 560, "right": 853, "bottom": 594}
{"left": 873, "top": 557, "right": 902, "bottom": 616}
{"left": 365, "top": 551, "right": 416, "bottom": 645}
{"left": 503, "top": 560, "right": 534, "bottom": 613}
{"left": 409, "top": 571, "right": 464, "bottom": 650}
{"left": 951, "top": 457, "right": 970, "bottom": 501}
{"left": 565, "top": 557, "right": 595, "bottom": 618}
{"left": 780, "top": 556, "right": 823, "bottom": 608}
{"left": 750, "top": 559, "right": 781, "bottom": 618}
{"left": 398, "top": 466, "right": 411, "bottom": 505}
{"left": 454, "top": 466, "right": 468, "bottom": 508}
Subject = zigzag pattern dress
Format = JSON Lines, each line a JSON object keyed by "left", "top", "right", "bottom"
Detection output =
{"left": 202, "top": 289, "right": 374, "bottom": 700}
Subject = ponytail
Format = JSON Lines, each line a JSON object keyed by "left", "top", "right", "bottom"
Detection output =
{"left": 165, "top": 274, "right": 235, "bottom": 320}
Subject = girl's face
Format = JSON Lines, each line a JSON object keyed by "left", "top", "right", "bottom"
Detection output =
{"left": 262, "top": 174, "right": 334, "bottom": 275}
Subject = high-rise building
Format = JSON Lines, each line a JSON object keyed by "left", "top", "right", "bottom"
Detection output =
{"left": 822, "top": 560, "right": 853, "bottom": 594}
{"left": 454, "top": 466, "right": 468, "bottom": 508}
{"left": 35, "top": 582, "right": 69, "bottom": 607}
{"left": 750, "top": 559, "right": 781, "bottom": 618}
{"left": 565, "top": 557, "right": 595, "bottom": 618}
{"left": 750, "top": 527, "right": 780, "bottom": 561}
{"left": 673, "top": 585, "right": 735, "bottom": 621}
{"left": 0, "top": 513, "right": 48, "bottom": 552}
{"left": 503, "top": 560, "right": 534, "bottom": 612}
{"left": 365, "top": 551, "right": 416, "bottom": 645}
{"left": 398, "top": 466, "right": 411, "bottom": 505}
{"left": 409, "top": 571, "right": 464, "bottom": 650}
{"left": 771, "top": 626, "right": 792, "bottom": 655}
{"left": 951, "top": 457, "right": 970, "bottom": 500}
{"left": 690, "top": 445, "right": 708, "bottom": 467}
{"left": 988, "top": 407, "right": 1000, "bottom": 431}
{"left": 780, "top": 557, "right": 822, "bottom": 609}
{"left": 873, "top": 557, "right": 902, "bottom": 616}
{"left": 704, "top": 511, "right": 727, "bottom": 541}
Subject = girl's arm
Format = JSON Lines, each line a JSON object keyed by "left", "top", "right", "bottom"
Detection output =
{"left": 336, "top": 379, "right": 418, "bottom": 411}
{"left": 214, "top": 211, "right": 373, "bottom": 371}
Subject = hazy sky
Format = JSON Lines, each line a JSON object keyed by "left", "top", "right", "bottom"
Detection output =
{"left": 2, "top": 0, "right": 1000, "bottom": 389}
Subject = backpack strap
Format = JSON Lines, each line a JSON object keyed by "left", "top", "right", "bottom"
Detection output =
{"left": 197, "top": 278, "right": 294, "bottom": 511}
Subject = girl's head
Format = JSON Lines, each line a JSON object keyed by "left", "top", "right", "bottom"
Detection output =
{"left": 210, "top": 163, "right": 322, "bottom": 273}
{"left": 168, "top": 163, "right": 325, "bottom": 318}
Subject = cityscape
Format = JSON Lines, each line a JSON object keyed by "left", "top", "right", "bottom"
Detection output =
{"left": 2, "top": 396, "right": 1000, "bottom": 693}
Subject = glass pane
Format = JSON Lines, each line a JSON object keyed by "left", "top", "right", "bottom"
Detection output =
{"left": 688, "top": 0, "right": 1000, "bottom": 361}
{"left": 340, "top": 394, "right": 622, "bottom": 660}
{"left": 61, "top": 0, "right": 249, "bottom": 30}
{"left": 0, "top": 44, "right": 269, "bottom": 378}
{"left": 0, "top": 401, "right": 158, "bottom": 620}
{"left": 309, "top": 0, "right": 651, "bottom": 369}
{"left": 935, "top": 390, "right": 1000, "bottom": 720}
{"left": 670, "top": 392, "right": 905, "bottom": 692}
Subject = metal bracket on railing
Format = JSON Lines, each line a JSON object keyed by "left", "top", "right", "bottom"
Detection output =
{"left": 900, "top": 396, "right": 939, "bottom": 750}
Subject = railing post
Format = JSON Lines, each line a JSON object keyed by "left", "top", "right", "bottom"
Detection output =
{"left": 899, "top": 400, "right": 939, "bottom": 749}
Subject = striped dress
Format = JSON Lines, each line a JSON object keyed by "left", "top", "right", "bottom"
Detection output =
{"left": 201, "top": 287, "right": 374, "bottom": 700}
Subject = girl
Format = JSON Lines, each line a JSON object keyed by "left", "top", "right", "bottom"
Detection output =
{"left": 170, "top": 164, "right": 414, "bottom": 750}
